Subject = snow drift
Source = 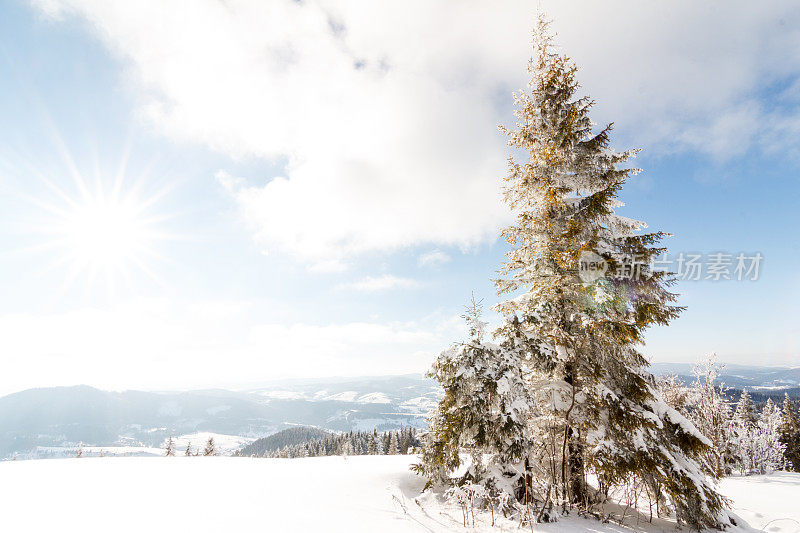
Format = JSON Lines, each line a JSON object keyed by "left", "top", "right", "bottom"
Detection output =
{"left": 0, "top": 455, "right": 797, "bottom": 532}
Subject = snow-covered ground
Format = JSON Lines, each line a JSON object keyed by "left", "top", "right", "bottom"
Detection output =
{"left": 0, "top": 455, "right": 796, "bottom": 532}
{"left": 169, "top": 431, "right": 256, "bottom": 455}
{"left": 13, "top": 432, "right": 255, "bottom": 460}
{"left": 720, "top": 473, "right": 800, "bottom": 533}
{"left": 16, "top": 445, "right": 164, "bottom": 459}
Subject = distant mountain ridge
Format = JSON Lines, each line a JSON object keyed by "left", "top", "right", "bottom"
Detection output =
{"left": 0, "top": 375, "right": 439, "bottom": 458}
{"left": 2, "top": 365, "right": 797, "bottom": 459}
{"left": 649, "top": 362, "right": 800, "bottom": 390}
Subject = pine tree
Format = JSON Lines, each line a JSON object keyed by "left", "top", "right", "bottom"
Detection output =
{"left": 780, "top": 393, "right": 800, "bottom": 471}
{"left": 165, "top": 435, "right": 176, "bottom": 457}
{"left": 733, "top": 389, "right": 758, "bottom": 474}
{"left": 382, "top": 433, "right": 391, "bottom": 455}
{"left": 203, "top": 437, "right": 217, "bottom": 456}
{"left": 367, "top": 434, "right": 378, "bottom": 455}
{"left": 419, "top": 15, "right": 730, "bottom": 529}
{"left": 495, "top": 16, "right": 728, "bottom": 528}
{"left": 185, "top": 442, "right": 193, "bottom": 457}
{"left": 755, "top": 399, "right": 785, "bottom": 474}
{"left": 388, "top": 432, "right": 399, "bottom": 455}
{"left": 688, "top": 354, "right": 737, "bottom": 477}
{"left": 415, "top": 295, "right": 532, "bottom": 499}
{"left": 342, "top": 439, "right": 353, "bottom": 457}
{"left": 399, "top": 427, "right": 411, "bottom": 454}
{"left": 76, "top": 443, "right": 83, "bottom": 458}
{"left": 734, "top": 389, "right": 758, "bottom": 428}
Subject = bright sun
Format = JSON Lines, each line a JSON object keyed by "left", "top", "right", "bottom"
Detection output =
{"left": 35, "top": 176, "right": 170, "bottom": 295}
{"left": 61, "top": 193, "right": 152, "bottom": 271}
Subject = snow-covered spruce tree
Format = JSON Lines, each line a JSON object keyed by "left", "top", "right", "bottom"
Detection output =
{"left": 413, "top": 296, "right": 532, "bottom": 506}
{"left": 733, "top": 395, "right": 785, "bottom": 475}
{"left": 165, "top": 435, "right": 176, "bottom": 457}
{"left": 491, "top": 17, "right": 729, "bottom": 528}
{"left": 688, "top": 355, "right": 737, "bottom": 477}
{"left": 755, "top": 399, "right": 785, "bottom": 474}
{"left": 780, "top": 393, "right": 800, "bottom": 471}
{"left": 400, "top": 426, "right": 414, "bottom": 454}
{"left": 185, "top": 442, "right": 193, "bottom": 456}
{"left": 382, "top": 433, "right": 391, "bottom": 454}
{"left": 734, "top": 390, "right": 758, "bottom": 428}
{"left": 367, "top": 433, "right": 378, "bottom": 455}
{"left": 203, "top": 437, "right": 217, "bottom": 456}
{"left": 342, "top": 438, "right": 353, "bottom": 457}
{"left": 733, "top": 390, "right": 758, "bottom": 474}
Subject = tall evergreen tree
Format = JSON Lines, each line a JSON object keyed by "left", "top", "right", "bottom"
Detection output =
{"left": 165, "top": 435, "right": 176, "bottom": 457}
{"left": 755, "top": 399, "right": 785, "bottom": 474}
{"left": 414, "top": 296, "right": 532, "bottom": 498}
{"left": 688, "top": 354, "right": 737, "bottom": 476}
{"left": 342, "top": 439, "right": 353, "bottom": 457}
{"left": 734, "top": 390, "right": 758, "bottom": 428}
{"left": 780, "top": 393, "right": 800, "bottom": 472}
{"left": 203, "top": 437, "right": 217, "bottom": 456}
{"left": 418, "top": 15, "right": 731, "bottom": 529}
{"left": 382, "top": 433, "right": 391, "bottom": 455}
{"left": 492, "top": 16, "right": 729, "bottom": 528}
{"left": 367, "top": 434, "right": 378, "bottom": 455}
{"left": 388, "top": 432, "right": 399, "bottom": 455}
{"left": 400, "top": 427, "right": 412, "bottom": 454}
{"left": 185, "top": 442, "right": 193, "bottom": 457}
{"left": 733, "top": 389, "right": 759, "bottom": 474}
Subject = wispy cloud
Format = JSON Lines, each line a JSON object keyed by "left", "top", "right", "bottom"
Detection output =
{"left": 306, "top": 258, "right": 350, "bottom": 274}
{"left": 34, "top": 0, "right": 800, "bottom": 261}
{"left": 336, "top": 274, "right": 421, "bottom": 293}
{"left": 417, "top": 250, "right": 451, "bottom": 268}
{"left": 0, "top": 298, "right": 457, "bottom": 395}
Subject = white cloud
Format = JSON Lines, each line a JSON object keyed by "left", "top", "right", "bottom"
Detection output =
{"left": 0, "top": 298, "right": 457, "bottom": 396}
{"left": 336, "top": 274, "right": 420, "bottom": 293}
{"left": 32, "top": 0, "right": 800, "bottom": 261}
{"left": 306, "top": 258, "right": 350, "bottom": 274}
{"left": 417, "top": 250, "right": 451, "bottom": 268}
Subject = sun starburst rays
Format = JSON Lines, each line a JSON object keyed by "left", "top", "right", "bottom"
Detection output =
{"left": 19, "top": 157, "right": 178, "bottom": 299}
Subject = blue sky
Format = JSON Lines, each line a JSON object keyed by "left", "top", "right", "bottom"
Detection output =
{"left": 0, "top": 0, "right": 799, "bottom": 395}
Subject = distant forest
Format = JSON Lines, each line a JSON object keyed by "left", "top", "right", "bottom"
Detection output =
{"left": 236, "top": 426, "right": 420, "bottom": 458}
{"left": 726, "top": 387, "right": 800, "bottom": 404}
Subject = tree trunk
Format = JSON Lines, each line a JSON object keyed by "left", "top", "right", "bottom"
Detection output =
{"left": 564, "top": 361, "right": 586, "bottom": 506}
{"left": 568, "top": 429, "right": 586, "bottom": 505}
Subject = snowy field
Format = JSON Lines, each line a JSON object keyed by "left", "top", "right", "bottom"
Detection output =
{"left": 0, "top": 455, "right": 796, "bottom": 532}
{"left": 720, "top": 473, "right": 800, "bottom": 533}
{"left": 11, "top": 432, "right": 255, "bottom": 460}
